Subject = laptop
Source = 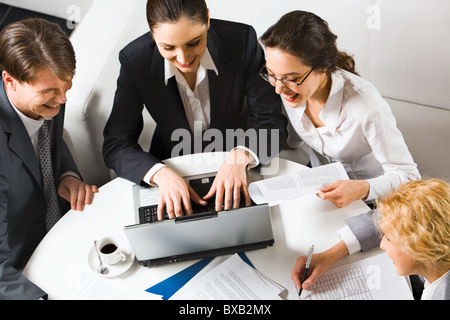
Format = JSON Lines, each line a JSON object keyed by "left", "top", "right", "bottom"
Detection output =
{"left": 133, "top": 175, "right": 253, "bottom": 223}
{"left": 124, "top": 174, "right": 274, "bottom": 267}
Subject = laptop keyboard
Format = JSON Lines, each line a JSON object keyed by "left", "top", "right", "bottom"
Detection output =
{"left": 139, "top": 202, "right": 218, "bottom": 224}
{"left": 139, "top": 205, "right": 168, "bottom": 223}
{"left": 138, "top": 174, "right": 253, "bottom": 224}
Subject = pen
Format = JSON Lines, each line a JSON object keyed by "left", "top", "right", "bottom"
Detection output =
{"left": 298, "top": 244, "right": 314, "bottom": 297}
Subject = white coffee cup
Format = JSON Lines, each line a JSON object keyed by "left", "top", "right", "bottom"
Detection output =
{"left": 97, "top": 237, "right": 126, "bottom": 266}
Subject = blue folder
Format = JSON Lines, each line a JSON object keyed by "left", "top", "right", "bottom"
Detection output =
{"left": 146, "top": 253, "right": 254, "bottom": 300}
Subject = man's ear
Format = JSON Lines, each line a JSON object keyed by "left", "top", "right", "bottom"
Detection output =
{"left": 2, "top": 71, "right": 17, "bottom": 91}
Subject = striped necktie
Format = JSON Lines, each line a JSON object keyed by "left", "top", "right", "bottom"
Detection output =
{"left": 38, "top": 120, "right": 61, "bottom": 230}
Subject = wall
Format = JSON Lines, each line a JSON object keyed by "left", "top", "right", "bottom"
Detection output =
{"left": 6, "top": 1, "right": 448, "bottom": 184}
{"left": 207, "top": 0, "right": 450, "bottom": 180}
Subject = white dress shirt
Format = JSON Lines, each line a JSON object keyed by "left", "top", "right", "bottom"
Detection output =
{"left": 10, "top": 100, "right": 45, "bottom": 160}
{"left": 165, "top": 48, "right": 218, "bottom": 132}
{"left": 336, "top": 225, "right": 361, "bottom": 255}
{"left": 143, "top": 49, "right": 257, "bottom": 184}
{"left": 421, "top": 270, "right": 450, "bottom": 300}
{"left": 9, "top": 98, "right": 79, "bottom": 181}
{"left": 284, "top": 68, "right": 420, "bottom": 201}
{"left": 143, "top": 49, "right": 218, "bottom": 184}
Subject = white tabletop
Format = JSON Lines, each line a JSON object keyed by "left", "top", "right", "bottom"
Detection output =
{"left": 23, "top": 152, "right": 375, "bottom": 299}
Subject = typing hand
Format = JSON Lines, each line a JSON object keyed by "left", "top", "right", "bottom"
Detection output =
{"left": 151, "top": 166, "right": 207, "bottom": 220}
{"left": 203, "top": 149, "right": 251, "bottom": 211}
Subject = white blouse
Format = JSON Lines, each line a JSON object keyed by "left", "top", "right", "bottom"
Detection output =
{"left": 143, "top": 49, "right": 218, "bottom": 184}
{"left": 421, "top": 270, "right": 450, "bottom": 300}
{"left": 164, "top": 48, "right": 218, "bottom": 132}
{"left": 284, "top": 69, "right": 420, "bottom": 200}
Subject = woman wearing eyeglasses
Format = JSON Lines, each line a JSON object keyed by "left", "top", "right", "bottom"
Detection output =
{"left": 260, "top": 11, "right": 420, "bottom": 208}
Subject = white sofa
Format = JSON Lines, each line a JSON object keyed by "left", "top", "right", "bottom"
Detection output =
{"left": 6, "top": 0, "right": 450, "bottom": 186}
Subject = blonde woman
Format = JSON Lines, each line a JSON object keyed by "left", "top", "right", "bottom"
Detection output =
{"left": 292, "top": 179, "right": 450, "bottom": 300}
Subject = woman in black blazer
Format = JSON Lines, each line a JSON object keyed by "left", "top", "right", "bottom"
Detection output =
{"left": 103, "top": 0, "right": 287, "bottom": 219}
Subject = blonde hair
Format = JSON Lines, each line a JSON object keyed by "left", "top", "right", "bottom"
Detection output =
{"left": 376, "top": 179, "right": 450, "bottom": 265}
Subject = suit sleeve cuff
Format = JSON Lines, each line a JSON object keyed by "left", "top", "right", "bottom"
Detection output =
{"left": 143, "top": 163, "right": 166, "bottom": 186}
{"left": 337, "top": 225, "right": 362, "bottom": 255}
{"left": 59, "top": 171, "right": 81, "bottom": 181}
{"left": 234, "top": 146, "right": 259, "bottom": 169}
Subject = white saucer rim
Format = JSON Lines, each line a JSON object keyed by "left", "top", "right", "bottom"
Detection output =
{"left": 88, "top": 241, "right": 135, "bottom": 278}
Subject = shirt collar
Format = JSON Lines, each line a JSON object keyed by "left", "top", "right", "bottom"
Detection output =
{"left": 7, "top": 96, "right": 45, "bottom": 138}
{"left": 164, "top": 48, "right": 218, "bottom": 86}
{"left": 320, "top": 70, "right": 344, "bottom": 134}
{"left": 290, "top": 70, "right": 344, "bottom": 134}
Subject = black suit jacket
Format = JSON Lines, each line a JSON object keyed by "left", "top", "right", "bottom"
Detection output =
{"left": 103, "top": 19, "right": 287, "bottom": 185}
{"left": 0, "top": 79, "right": 79, "bottom": 299}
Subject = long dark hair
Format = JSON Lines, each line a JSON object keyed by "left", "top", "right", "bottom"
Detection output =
{"left": 146, "top": 0, "right": 208, "bottom": 31}
{"left": 261, "top": 11, "right": 358, "bottom": 76}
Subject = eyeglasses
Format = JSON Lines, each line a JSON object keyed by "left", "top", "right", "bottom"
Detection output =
{"left": 260, "top": 67, "right": 314, "bottom": 90}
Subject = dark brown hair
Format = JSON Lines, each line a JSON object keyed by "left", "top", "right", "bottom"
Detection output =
{"left": 0, "top": 18, "right": 76, "bottom": 83}
{"left": 146, "top": 0, "right": 208, "bottom": 31}
{"left": 261, "top": 11, "right": 358, "bottom": 76}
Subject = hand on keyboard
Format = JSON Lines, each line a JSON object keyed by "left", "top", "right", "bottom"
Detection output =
{"left": 139, "top": 201, "right": 217, "bottom": 224}
{"left": 150, "top": 167, "right": 207, "bottom": 219}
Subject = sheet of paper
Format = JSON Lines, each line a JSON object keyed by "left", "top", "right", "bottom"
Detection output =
{"left": 249, "top": 162, "right": 349, "bottom": 206}
{"left": 146, "top": 257, "right": 214, "bottom": 300}
{"left": 170, "top": 254, "right": 284, "bottom": 300}
{"left": 139, "top": 187, "right": 159, "bottom": 206}
{"left": 297, "top": 252, "right": 413, "bottom": 300}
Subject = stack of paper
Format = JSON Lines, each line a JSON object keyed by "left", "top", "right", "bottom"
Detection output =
{"left": 284, "top": 252, "right": 413, "bottom": 300}
{"left": 170, "top": 254, "right": 286, "bottom": 300}
{"left": 249, "top": 162, "right": 349, "bottom": 206}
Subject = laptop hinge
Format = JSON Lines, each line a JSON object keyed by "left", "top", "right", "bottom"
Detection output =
{"left": 174, "top": 211, "right": 218, "bottom": 223}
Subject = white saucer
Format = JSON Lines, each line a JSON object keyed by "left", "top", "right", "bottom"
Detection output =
{"left": 87, "top": 239, "right": 135, "bottom": 278}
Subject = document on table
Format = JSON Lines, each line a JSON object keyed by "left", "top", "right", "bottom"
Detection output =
{"left": 170, "top": 254, "right": 286, "bottom": 300}
{"left": 139, "top": 186, "right": 159, "bottom": 206}
{"left": 249, "top": 162, "right": 349, "bottom": 206}
{"left": 287, "top": 252, "right": 413, "bottom": 300}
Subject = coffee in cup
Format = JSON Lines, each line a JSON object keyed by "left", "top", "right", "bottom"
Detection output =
{"left": 97, "top": 237, "right": 126, "bottom": 265}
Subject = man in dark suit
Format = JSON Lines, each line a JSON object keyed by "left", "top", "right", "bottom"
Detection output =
{"left": 0, "top": 18, "right": 98, "bottom": 299}
{"left": 103, "top": 0, "right": 287, "bottom": 219}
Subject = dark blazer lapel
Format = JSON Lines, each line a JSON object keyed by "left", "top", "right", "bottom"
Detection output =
{"left": 0, "top": 84, "right": 42, "bottom": 189}
{"left": 207, "top": 27, "right": 239, "bottom": 129}
{"left": 8, "top": 122, "right": 42, "bottom": 189}
{"left": 147, "top": 47, "right": 192, "bottom": 133}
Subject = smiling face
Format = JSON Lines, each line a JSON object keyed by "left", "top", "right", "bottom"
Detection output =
{"left": 265, "top": 46, "right": 329, "bottom": 108}
{"left": 3, "top": 67, "right": 72, "bottom": 119}
{"left": 152, "top": 16, "right": 209, "bottom": 76}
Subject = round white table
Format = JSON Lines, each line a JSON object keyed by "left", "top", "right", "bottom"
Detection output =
{"left": 23, "top": 152, "right": 374, "bottom": 299}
